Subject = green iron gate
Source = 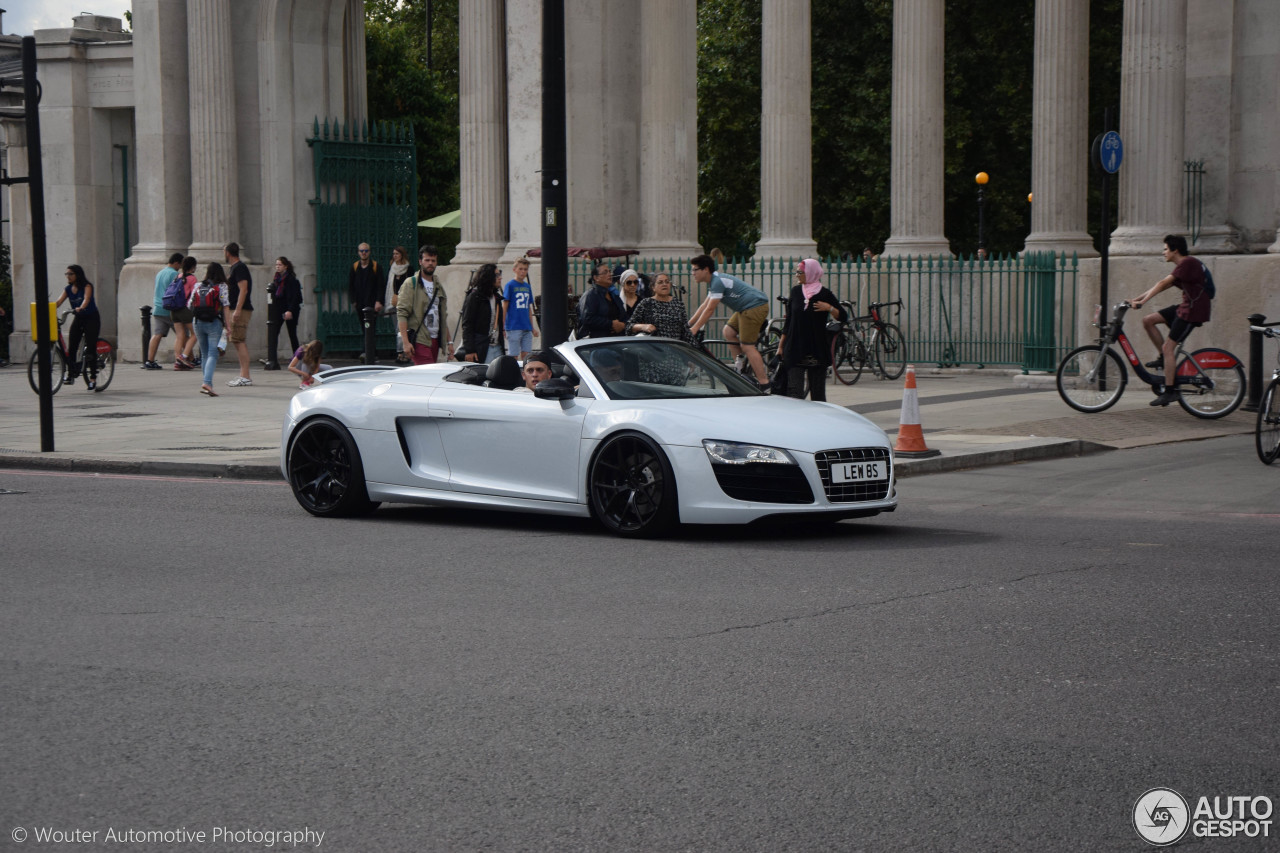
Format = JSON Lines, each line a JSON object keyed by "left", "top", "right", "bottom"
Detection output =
{"left": 307, "top": 118, "right": 417, "bottom": 353}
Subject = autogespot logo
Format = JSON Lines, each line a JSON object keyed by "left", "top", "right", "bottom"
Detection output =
{"left": 1134, "top": 788, "right": 1191, "bottom": 846}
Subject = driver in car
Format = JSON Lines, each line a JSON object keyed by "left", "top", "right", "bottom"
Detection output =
{"left": 518, "top": 354, "right": 552, "bottom": 392}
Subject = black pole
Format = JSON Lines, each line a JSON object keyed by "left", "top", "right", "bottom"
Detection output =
{"left": 361, "top": 306, "right": 378, "bottom": 364}
{"left": 1097, "top": 106, "right": 1116, "bottom": 317}
{"left": 140, "top": 305, "right": 152, "bottom": 359}
{"left": 539, "top": 0, "right": 568, "bottom": 347}
{"left": 23, "top": 37, "right": 54, "bottom": 451}
{"left": 977, "top": 187, "right": 986, "bottom": 254}
{"left": 1244, "top": 313, "right": 1267, "bottom": 413}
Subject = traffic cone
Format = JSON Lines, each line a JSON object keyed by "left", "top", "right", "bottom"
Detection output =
{"left": 893, "top": 365, "right": 941, "bottom": 459}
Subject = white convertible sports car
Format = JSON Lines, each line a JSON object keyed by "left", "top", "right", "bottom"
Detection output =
{"left": 281, "top": 338, "right": 897, "bottom": 537}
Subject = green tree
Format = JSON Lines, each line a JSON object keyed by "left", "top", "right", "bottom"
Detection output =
{"left": 365, "top": 0, "right": 461, "bottom": 258}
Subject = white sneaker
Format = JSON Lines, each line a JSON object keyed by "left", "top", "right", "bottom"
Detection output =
{"left": 227, "top": 376, "right": 253, "bottom": 387}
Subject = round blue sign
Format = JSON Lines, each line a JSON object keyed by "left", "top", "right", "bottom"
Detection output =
{"left": 1101, "top": 131, "right": 1123, "bottom": 174}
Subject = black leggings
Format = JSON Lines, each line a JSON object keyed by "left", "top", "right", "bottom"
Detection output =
{"left": 786, "top": 364, "right": 827, "bottom": 402}
{"left": 67, "top": 311, "right": 101, "bottom": 379}
{"left": 267, "top": 302, "right": 300, "bottom": 364}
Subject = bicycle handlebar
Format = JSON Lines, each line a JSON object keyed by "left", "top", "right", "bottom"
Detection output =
{"left": 1251, "top": 326, "right": 1280, "bottom": 337}
{"left": 868, "top": 298, "right": 903, "bottom": 311}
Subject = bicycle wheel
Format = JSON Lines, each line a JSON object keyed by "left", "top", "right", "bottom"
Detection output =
{"left": 758, "top": 325, "right": 782, "bottom": 362}
{"left": 831, "top": 334, "right": 863, "bottom": 385}
{"left": 1256, "top": 378, "right": 1280, "bottom": 464}
{"left": 91, "top": 341, "right": 116, "bottom": 392}
{"left": 873, "top": 323, "right": 907, "bottom": 380}
{"left": 1056, "top": 345, "right": 1126, "bottom": 413}
{"left": 1176, "top": 348, "right": 1245, "bottom": 419}
{"left": 27, "top": 346, "right": 66, "bottom": 395}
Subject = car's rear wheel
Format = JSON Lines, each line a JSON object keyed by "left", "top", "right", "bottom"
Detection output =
{"left": 286, "top": 416, "right": 380, "bottom": 517}
{"left": 588, "top": 431, "right": 678, "bottom": 538}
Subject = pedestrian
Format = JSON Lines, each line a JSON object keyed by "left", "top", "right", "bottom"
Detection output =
{"left": 385, "top": 246, "right": 413, "bottom": 363}
{"left": 169, "top": 256, "right": 199, "bottom": 371}
{"left": 189, "top": 262, "right": 231, "bottom": 396}
{"left": 263, "top": 256, "right": 302, "bottom": 370}
{"left": 461, "top": 263, "right": 505, "bottom": 364}
{"left": 778, "top": 258, "right": 844, "bottom": 402}
{"left": 625, "top": 270, "right": 697, "bottom": 385}
{"left": 577, "top": 262, "right": 625, "bottom": 338}
{"left": 688, "top": 253, "right": 772, "bottom": 389}
{"left": 54, "top": 264, "right": 100, "bottom": 390}
{"left": 347, "top": 240, "right": 382, "bottom": 329}
{"left": 289, "top": 340, "right": 332, "bottom": 388}
{"left": 618, "top": 269, "right": 643, "bottom": 323}
{"left": 144, "top": 252, "right": 184, "bottom": 370}
{"left": 396, "top": 245, "right": 452, "bottom": 365}
{"left": 224, "top": 242, "right": 254, "bottom": 387}
{"left": 502, "top": 257, "right": 540, "bottom": 362}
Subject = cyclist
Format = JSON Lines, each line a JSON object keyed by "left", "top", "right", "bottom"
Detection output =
{"left": 1129, "top": 234, "right": 1211, "bottom": 407}
{"left": 687, "top": 253, "right": 771, "bottom": 390}
{"left": 55, "top": 264, "right": 100, "bottom": 390}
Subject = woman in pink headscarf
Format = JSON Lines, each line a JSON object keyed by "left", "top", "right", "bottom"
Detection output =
{"left": 778, "top": 258, "right": 845, "bottom": 401}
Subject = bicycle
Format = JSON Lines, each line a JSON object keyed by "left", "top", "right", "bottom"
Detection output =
{"left": 829, "top": 298, "right": 907, "bottom": 384}
{"left": 1251, "top": 323, "right": 1280, "bottom": 464}
{"left": 1055, "top": 301, "right": 1243, "bottom": 419}
{"left": 26, "top": 311, "right": 116, "bottom": 394}
{"left": 699, "top": 297, "right": 785, "bottom": 385}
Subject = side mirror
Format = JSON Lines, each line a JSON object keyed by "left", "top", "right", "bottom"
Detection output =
{"left": 534, "top": 377, "right": 576, "bottom": 401}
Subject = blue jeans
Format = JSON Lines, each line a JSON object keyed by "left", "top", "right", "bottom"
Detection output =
{"left": 194, "top": 319, "right": 221, "bottom": 386}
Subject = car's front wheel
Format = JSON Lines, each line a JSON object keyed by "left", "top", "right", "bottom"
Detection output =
{"left": 588, "top": 431, "right": 678, "bottom": 538}
{"left": 286, "top": 416, "right": 380, "bottom": 517}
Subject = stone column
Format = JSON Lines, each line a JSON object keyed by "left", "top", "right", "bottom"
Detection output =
{"left": 186, "top": 0, "right": 239, "bottom": 257}
{"left": 1023, "top": 0, "right": 1097, "bottom": 258}
{"left": 882, "top": 0, "right": 949, "bottom": 257}
{"left": 454, "top": 0, "right": 508, "bottom": 264}
{"left": 1185, "top": 0, "right": 1241, "bottom": 253}
{"left": 502, "top": 0, "right": 541, "bottom": 262}
{"left": 344, "top": 0, "right": 368, "bottom": 123}
{"left": 126, "top": 0, "right": 191, "bottom": 263}
{"left": 1108, "top": 0, "right": 1187, "bottom": 256}
{"left": 637, "top": 0, "right": 701, "bottom": 259}
{"left": 755, "top": 0, "right": 818, "bottom": 259}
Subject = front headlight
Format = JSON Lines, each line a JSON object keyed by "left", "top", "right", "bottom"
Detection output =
{"left": 702, "top": 439, "right": 796, "bottom": 465}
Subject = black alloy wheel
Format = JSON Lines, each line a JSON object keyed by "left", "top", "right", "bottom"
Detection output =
{"left": 588, "top": 431, "right": 678, "bottom": 537}
{"left": 286, "top": 416, "right": 380, "bottom": 517}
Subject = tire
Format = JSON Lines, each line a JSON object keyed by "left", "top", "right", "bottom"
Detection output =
{"left": 1176, "top": 348, "right": 1245, "bottom": 419}
{"left": 588, "top": 431, "right": 678, "bottom": 538}
{"left": 91, "top": 342, "right": 115, "bottom": 392}
{"left": 286, "top": 416, "right": 380, "bottom": 517}
{"left": 758, "top": 325, "right": 782, "bottom": 362}
{"left": 1257, "top": 378, "right": 1280, "bottom": 465}
{"left": 873, "top": 323, "right": 907, "bottom": 380}
{"left": 27, "top": 346, "right": 66, "bottom": 395}
{"left": 1056, "top": 345, "right": 1127, "bottom": 413}
{"left": 831, "top": 334, "right": 863, "bottom": 385}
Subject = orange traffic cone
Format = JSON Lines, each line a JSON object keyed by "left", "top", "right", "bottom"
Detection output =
{"left": 893, "top": 365, "right": 941, "bottom": 459}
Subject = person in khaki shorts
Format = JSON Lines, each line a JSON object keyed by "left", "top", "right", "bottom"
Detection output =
{"left": 687, "top": 253, "right": 772, "bottom": 389}
{"left": 224, "top": 241, "right": 255, "bottom": 387}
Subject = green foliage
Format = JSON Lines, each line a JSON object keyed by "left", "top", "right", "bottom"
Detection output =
{"left": 364, "top": 0, "right": 460, "bottom": 259}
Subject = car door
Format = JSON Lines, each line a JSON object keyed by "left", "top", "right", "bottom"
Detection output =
{"left": 429, "top": 384, "right": 591, "bottom": 502}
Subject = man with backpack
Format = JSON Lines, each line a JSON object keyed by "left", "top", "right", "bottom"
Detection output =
{"left": 1130, "top": 234, "right": 1214, "bottom": 407}
{"left": 145, "top": 253, "right": 185, "bottom": 370}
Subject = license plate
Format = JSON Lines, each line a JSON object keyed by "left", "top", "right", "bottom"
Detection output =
{"left": 831, "top": 460, "right": 885, "bottom": 483}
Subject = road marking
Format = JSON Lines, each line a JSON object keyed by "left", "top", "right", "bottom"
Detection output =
{"left": 0, "top": 468, "right": 286, "bottom": 486}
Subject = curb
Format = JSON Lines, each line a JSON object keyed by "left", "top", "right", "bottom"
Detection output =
{"left": 894, "top": 439, "right": 1111, "bottom": 478}
{"left": 0, "top": 453, "right": 283, "bottom": 481}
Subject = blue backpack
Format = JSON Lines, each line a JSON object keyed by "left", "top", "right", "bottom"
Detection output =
{"left": 162, "top": 274, "right": 188, "bottom": 311}
{"left": 1200, "top": 262, "right": 1216, "bottom": 299}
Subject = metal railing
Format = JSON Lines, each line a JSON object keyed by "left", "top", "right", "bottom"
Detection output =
{"left": 1185, "top": 159, "right": 1205, "bottom": 246}
{"left": 567, "top": 253, "right": 1079, "bottom": 373}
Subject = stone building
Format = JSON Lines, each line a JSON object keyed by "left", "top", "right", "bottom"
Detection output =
{"left": 4, "top": 0, "right": 1279, "bottom": 363}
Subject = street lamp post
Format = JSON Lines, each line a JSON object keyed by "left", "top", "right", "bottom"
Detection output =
{"left": 975, "top": 172, "right": 989, "bottom": 258}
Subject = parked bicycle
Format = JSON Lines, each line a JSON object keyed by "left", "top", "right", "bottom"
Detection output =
{"left": 26, "top": 311, "right": 116, "bottom": 394}
{"left": 1056, "top": 301, "right": 1243, "bottom": 418}
{"left": 1251, "top": 324, "right": 1280, "bottom": 464}
{"left": 829, "top": 298, "right": 907, "bottom": 384}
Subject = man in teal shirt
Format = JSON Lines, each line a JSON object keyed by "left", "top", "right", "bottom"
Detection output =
{"left": 144, "top": 253, "right": 184, "bottom": 370}
{"left": 688, "top": 253, "right": 771, "bottom": 388}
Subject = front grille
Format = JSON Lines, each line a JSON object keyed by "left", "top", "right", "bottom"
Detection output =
{"left": 815, "top": 448, "right": 892, "bottom": 503}
{"left": 712, "top": 462, "right": 815, "bottom": 504}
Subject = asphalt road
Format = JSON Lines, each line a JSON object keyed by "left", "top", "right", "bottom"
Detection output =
{"left": 3, "top": 435, "right": 1278, "bottom": 852}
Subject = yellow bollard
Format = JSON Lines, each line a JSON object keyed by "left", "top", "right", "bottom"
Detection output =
{"left": 30, "top": 302, "right": 58, "bottom": 342}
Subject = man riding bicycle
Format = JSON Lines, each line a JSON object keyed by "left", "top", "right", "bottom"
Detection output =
{"left": 1129, "top": 234, "right": 1212, "bottom": 407}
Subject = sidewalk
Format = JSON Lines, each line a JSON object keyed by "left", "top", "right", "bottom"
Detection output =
{"left": 0, "top": 357, "right": 1255, "bottom": 480}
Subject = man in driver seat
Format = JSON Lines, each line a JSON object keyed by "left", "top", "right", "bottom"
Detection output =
{"left": 517, "top": 354, "right": 552, "bottom": 392}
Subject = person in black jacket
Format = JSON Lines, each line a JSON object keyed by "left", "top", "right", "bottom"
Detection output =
{"left": 778, "top": 258, "right": 845, "bottom": 402}
{"left": 578, "top": 263, "right": 625, "bottom": 338}
{"left": 460, "top": 263, "right": 506, "bottom": 364}
{"left": 263, "top": 256, "right": 303, "bottom": 369}
{"left": 347, "top": 242, "right": 382, "bottom": 321}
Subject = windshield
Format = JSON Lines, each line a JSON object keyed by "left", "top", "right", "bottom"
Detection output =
{"left": 575, "top": 340, "right": 762, "bottom": 400}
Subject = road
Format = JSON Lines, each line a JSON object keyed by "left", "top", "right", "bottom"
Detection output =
{"left": 2, "top": 435, "right": 1278, "bottom": 852}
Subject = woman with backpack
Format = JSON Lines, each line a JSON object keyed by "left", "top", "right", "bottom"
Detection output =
{"left": 188, "top": 262, "right": 231, "bottom": 396}
{"left": 168, "top": 256, "right": 199, "bottom": 371}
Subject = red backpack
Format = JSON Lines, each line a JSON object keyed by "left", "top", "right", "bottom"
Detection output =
{"left": 191, "top": 282, "right": 222, "bottom": 321}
